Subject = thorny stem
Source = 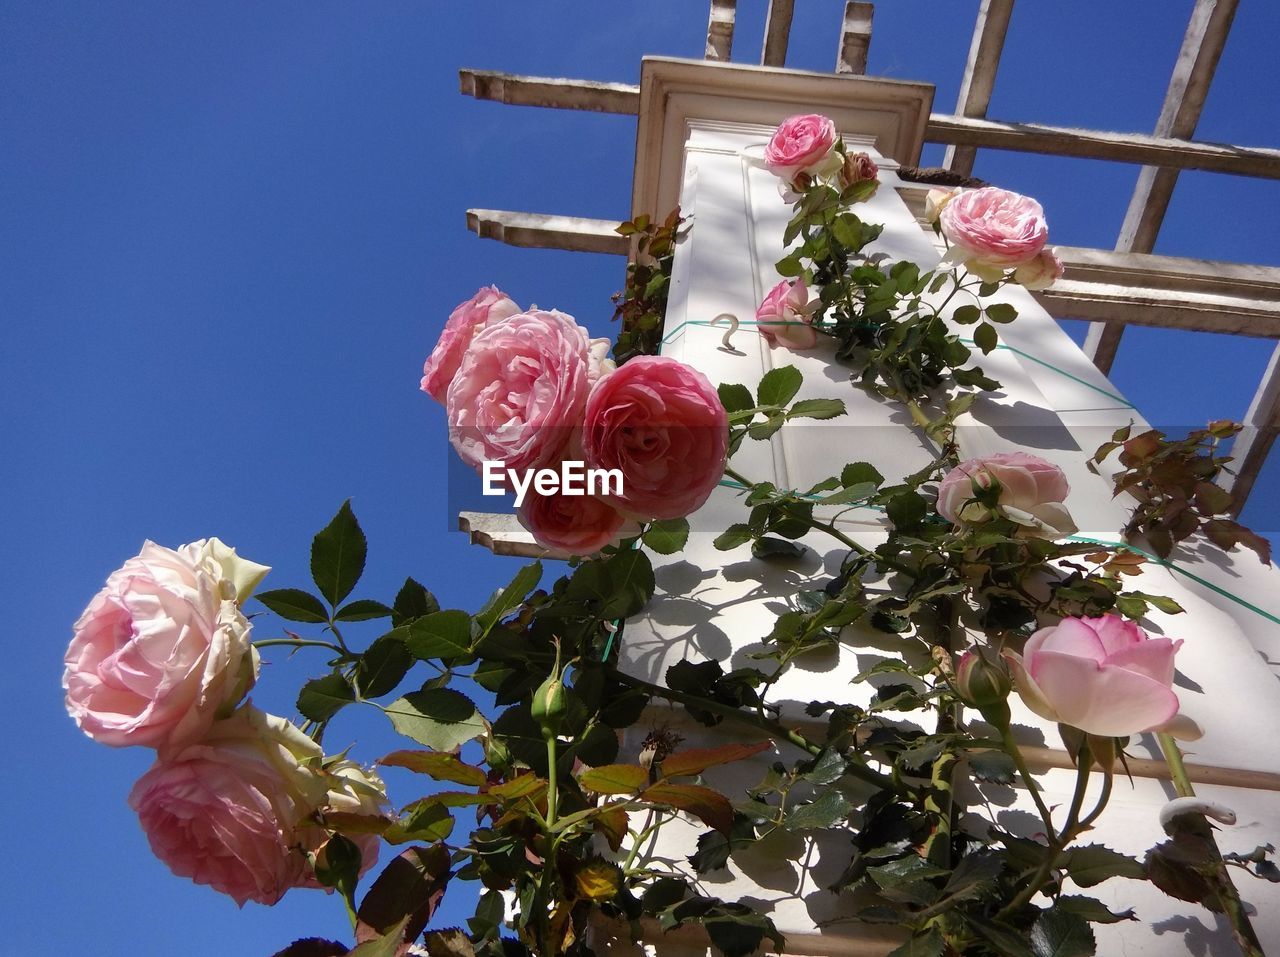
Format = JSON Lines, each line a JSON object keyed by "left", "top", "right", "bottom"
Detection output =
{"left": 1158, "top": 733, "right": 1266, "bottom": 957}
{"left": 997, "top": 723, "right": 1055, "bottom": 838}
{"left": 253, "top": 637, "right": 347, "bottom": 655}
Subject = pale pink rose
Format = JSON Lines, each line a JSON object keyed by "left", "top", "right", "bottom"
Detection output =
{"left": 587, "top": 337, "right": 616, "bottom": 383}
{"left": 1006, "top": 615, "right": 1182, "bottom": 737}
{"left": 518, "top": 488, "right": 636, "bottom": 556}
{"left": 420, "top": 286, "right": 521, "bottom": 402}
{"left": 757, "top": 278, "right": 818, "bottom": 350}
{"left": 1013, "top": 247, "right": 1064, "bottom": 290}
{"left": 838, "top": 151, "right": 879, "bottom": 196}
{"left": 937, "top": 452, "right": 1076, "bottom": 539}
{"left": 764, "top": 114, "right": 838, "bottom": 180}
{"left": 446, "top": 309, "right": 593, "bottom": 473}
{"left": 128, "top": 705, "right": 330, "bottom": 906}
{"left": 64, "top": 540, "right": 260, "bottom": 751}
{"left": 582, "top": 356, "right": 729, "bottom": 521}
{"left": 940, "top": 187, "right": 1049, "bottom": 271}
{"left": 925, "top": 187, "right": 957, "bottom": 225}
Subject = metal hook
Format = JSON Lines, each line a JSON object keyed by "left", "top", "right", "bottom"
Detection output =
{"left": 711, "top": 313, "right": 745, "bottom": 355}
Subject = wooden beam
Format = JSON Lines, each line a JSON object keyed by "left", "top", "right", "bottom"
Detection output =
{"left": 705, "top": 0, "right": 736, "bottom": 62}
{"left": 760, "top": 0, "right": 795, "bottom": 67}
{"left": 1033, "top": 280, "right": 1280, "bottom": 338}
{"left": 924, "top": 113, "right": 1280, "bottom": 179}
{"left": 1085, "top": 0, "right": 1240, "bottom": 372}
{"left": 458, "top": 69, "right": 639, "bottom": 115}
{"left": 458, "top": 512, "right": 551, "bottom": 559}
{"left": 1225, "top": 343, "right": 1280, "bottom": 516}
{"left": 836, "top": 2, "right": 874, "bottom": 75}
{"left": 943, "top": 0, "right": 1016, "bottom": 177}
{"left": 456, "top": 69, "right": 1280, "bottom": 181}
{"left": 466, "top": 210, "right": 628, "bottom": 255}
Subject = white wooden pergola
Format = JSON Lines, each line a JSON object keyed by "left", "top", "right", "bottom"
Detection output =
{"left": 456, "top": 0, "right": 1280, "bottom": 515}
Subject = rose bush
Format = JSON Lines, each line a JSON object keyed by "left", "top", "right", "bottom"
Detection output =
{"left": 756, "top": 278, "right": 817, "bottom": 350}
{"left": 63, "top": 539, "right": 262, "bottom": 751}
{"left": 763, "top": 113, "right": 838, "bottom": 180}
{"left": 582, "top": 355, "right": 728, "bottom": 521}
{"left": 1006, "top": 615, "right": 1183, "bottom": 737}
{"left": 937, "top": 451, "right": 1077, "bottom": 539}
{"left": 447, "top": 309, "right": 594, "bottom": 473}
{"left": 128, "top": 704, "right": 333, "bottom": 906}
{"left": 420, "top": 286, "right": 521, "bottom": 402}
{"left": 939, "top": 186, "right": 1049, "bottom": 278}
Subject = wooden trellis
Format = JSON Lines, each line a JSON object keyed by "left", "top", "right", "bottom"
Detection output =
{"left": 457, "top": 0, "right": 1279, "bottom": 517}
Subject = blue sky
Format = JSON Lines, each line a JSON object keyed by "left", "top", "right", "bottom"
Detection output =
{"left": 3, "top": 2, "right": 1277, "bottom": 953}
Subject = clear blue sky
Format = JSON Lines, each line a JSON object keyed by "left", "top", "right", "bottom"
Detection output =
{"left": 3, "top": 2, "right": 1277, "bottom": 953}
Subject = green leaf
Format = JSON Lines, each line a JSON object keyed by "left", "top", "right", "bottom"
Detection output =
{"left": 336, "top": 599, "right": 394, "bottom": 622}
{"left": 986, "top": 302, "right": 1018, "bottom": 324}
{"left": 784, "top": 789, "right": 852, "bottom": 831}
{"left": 385, "top": 802, "right": 456, "bottom": 844}
{"left": 475, "top": 561, "right": 542, "bottom": 633}
{"left": 420, "top": 930, "right": 474, "bottom": 957}
{"left": 747, "top": 415, "right": 783, "bottom": 440}
{"left": 886, "top": 927, "right": 944, "bottom": 957}
{"left": 953, "top": 304, "right": 981, "bottom": 325}
{"left": 965, "top": 915, "right": 1035, "bottom": 957}
{"left": 969, "top": 749, "right": 1017, "bottom": 785}
{"left": 788, "top": 398, "right": 846, "bottom": 420}
{"left": 298, "top": 671, "right": 355, "bottom": 722}
{"left": 974, "top": 321, "right": 998, "bottom": 355}
{"left": 752, "top": 537, "right": 806, "bottom": 561}
{"left": 354, "top": 631, "right": 413, "bottom": 699}
{"left": 392, "top": 577, "right": 440, "bottom": 627}
{"left": 717, "top": 382, "right": 754, "bottom": 414}
{"left": 868, "top": 856, "right": 950, "bottom": 888}
{"left": 384, "top": 689, "right": 485, "bottom": 752}
{"left": 378, "top": 750, "right": 488, "bottom": 786}
{"left": 819, "top": 482, "right": 878, "bottom": 505}
{"left": 578, "top": 764, "right": 648, "bottom": 795}
{"left": 405, "top": 610, "right": 473, "bottom": 660}
{"left": 348, "top": 917, "right": 410, "bottom": 957}
{"left": 757, "top": 365, "right": 803, "bottom": 408}
{"left": 256, "top": 588, "right": 329, "bottom": 623}
{"left": 1058, "top": 844, "right": 1146, "bottom": 887}
{"left": 644, "top": 518, "right": 690, "bottom": 555}
{"left": 311, "top": 500, "right": 368, "bottom": 607}
{"left": 1055, "top": 895, "right": 1136, "bottom": 924}
{"left": 800, "top": 749, "right": 847, "bottom": 786}
{"left": 886, "top": 491, "right": 927, "bottom": 530}
{"left": 1030, "top": 908, "right": 1096, "bottom": 957}
{"left": 842, "top": 462, "right": 884, "bottom": 488}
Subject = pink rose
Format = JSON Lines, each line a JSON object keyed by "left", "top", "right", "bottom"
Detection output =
{"left": 838, "top": 151, "right": 879, "bottom": 196}
{"left": 582, "top": 356, "right": 729, "bottom": 521}
{"left": 518, "top": 488, "right": 636, "bottom": 556}
{"left": 939, "top": 187, "right": 1049, "bottom": 273}
{"left": 1006, "top": 615, "right": 1182, "bottom": 737}
{"left": 128, "top": 705, "right": 330, "bottom": 906}
{"left": 446, "top": 309, "right": 593, "bottom": 473}
{"left": 757, "top": 279, "right": 818, "bottom": 350}
{"left": 1013, "top": 247, "right": 1064, "bottom": 291}
{"left": 420, "top": 286, "right": 521, "bottom": 402}
{"left": 937, "top": 452, "right": 1076, "bottom": 539}
{"left": 764, "top": 114, "right": 838, "bottom": 180}
{"left": 64, "top": 539, "right": 261, "bottom": 751}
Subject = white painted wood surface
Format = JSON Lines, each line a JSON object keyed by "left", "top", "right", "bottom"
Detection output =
{"left": 606, "top": 71, "right": 1280, "bottom": 954}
